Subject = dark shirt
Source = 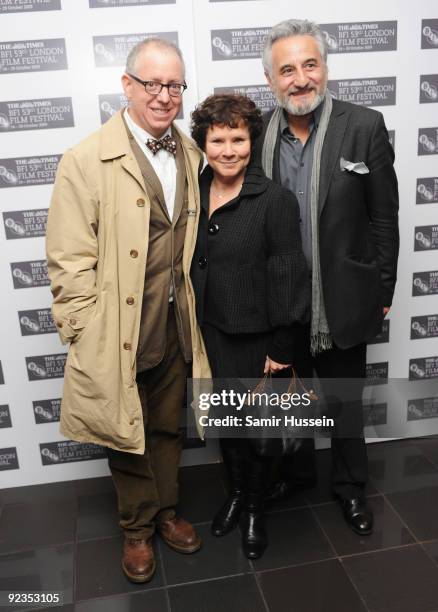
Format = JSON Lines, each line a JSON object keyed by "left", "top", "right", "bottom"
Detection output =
{"left": 279, "top": 102, "right": 323, "bottom": 269}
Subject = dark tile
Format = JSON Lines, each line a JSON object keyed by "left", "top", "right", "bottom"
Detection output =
{"left": 422, "top": 539, "right": 438, "bottom": 567}
{"left": 177, "top": 464, "right": 226, "bottom": 524}
{"left": 387, "top": 485, "right": 438, "bottom": 541}
{"left": 0, "top": 481, "right": 76, "bottom": 507}
{"left": 251, "top": 507, "right": 334, "bottom": 571}
{"left": 74, "top": 476, "right": 115, "bottom": 497}
{"left": 314, "top": 495, "right": 414, "bottom": 556}
{"left": 415, "top": 436, "right": 438, "bottom": 467}
{"left": 305, "top": 447, "right": 378, "bottom": 505}
{"left": 76, "top": 536, "right": 163, "bottom": 600}
{"left": 75, "top": 589, "right": 169, "bottom": 611}
{"left": 258, "top": 559, "right": 367, "bottom": 612}
{"left": 76, "top": 490, "right": 119, "bottom": 541}
{"left": 168, "top": 574, "right": 265, "bottom": 612}
{"left": 343, "top": 545, "right": 438, "bottom": 612}
{"left": 0, "top": 499, "right": 76, "bottom": 554}
{"left": 367, "top": 440, "right": 438, "bottom": 494}
{"left": 158, "top": 523, "right": 250, "bottom": 585}
{"left": 0, "top": 544, "right": 73, "bottom": 610}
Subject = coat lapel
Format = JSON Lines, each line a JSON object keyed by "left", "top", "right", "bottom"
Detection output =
{"left": 318, "top": 101, "right": 350, "bottom": 214}
{"left": 171, "top": 126, "right": 186, "bottom": 225}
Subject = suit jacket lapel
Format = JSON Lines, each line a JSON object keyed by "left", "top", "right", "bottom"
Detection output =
{"left": 319, "top": 101, "right": 350, "bottom": 214}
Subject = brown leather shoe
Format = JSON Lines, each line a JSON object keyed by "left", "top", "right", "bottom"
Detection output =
{"left": 157, "top": 517, "right": 202, "bottom": 554}
{"left": 122, "top": 537, "right": 156, "bottom": 583}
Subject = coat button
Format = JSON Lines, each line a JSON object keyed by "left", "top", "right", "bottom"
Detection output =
{"left": 130, "top": 249, "right": 138, "bottom": 258}
{"left": 56, "top": 321, "right": 63, "bottom": 328}
{"left": 126, "top": 296, "right": 135, "bottom": 305}
{"left": 69, "top": 318, "right": 77, "bottom": 326}
{"left": 136, "top": 198, "right": 145, "bottom": 207}
{"left": 123, "top": 342, "right": 131, "bottom": 350}
{"left": 208, "top": 223, "right": 219, "bottom": 235}
{"left": 198, "top": 256, "right": 208, "bottom": 269}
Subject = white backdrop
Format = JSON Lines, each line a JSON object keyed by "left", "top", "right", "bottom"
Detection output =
{"left": 0, "top": 0, "right": 437, "bottom": 487}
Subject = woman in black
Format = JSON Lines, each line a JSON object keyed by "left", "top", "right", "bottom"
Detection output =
{"left": 190, "top": 94, "right": 309, "bottom": 559}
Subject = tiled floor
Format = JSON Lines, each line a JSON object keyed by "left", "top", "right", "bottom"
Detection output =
{"left": 2, "top": 437, "right": 438, "bottom": 611}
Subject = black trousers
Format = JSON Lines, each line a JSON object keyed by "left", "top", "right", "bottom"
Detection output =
{"left": 283, "top": 324, "right": 368, "bottom": 500}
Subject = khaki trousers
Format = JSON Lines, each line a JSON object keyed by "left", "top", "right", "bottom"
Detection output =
{"left": 107, "top": 305, "right": 189, "bottom": 539}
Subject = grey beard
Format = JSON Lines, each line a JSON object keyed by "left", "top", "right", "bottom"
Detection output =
{"left": 277, "top": 89, "right": 326, "bottom": 116}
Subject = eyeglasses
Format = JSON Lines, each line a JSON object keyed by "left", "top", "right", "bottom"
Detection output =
{"left": 127, "top": 73, "right": 187, "bottom": 97}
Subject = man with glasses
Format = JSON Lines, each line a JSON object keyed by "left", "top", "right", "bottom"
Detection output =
{"left": 46, "top": 38, "right": 210, "bottom": 583}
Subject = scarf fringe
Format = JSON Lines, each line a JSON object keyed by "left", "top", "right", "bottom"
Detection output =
{"left": 310, "top": 332, "right": 333, "bottom": 356}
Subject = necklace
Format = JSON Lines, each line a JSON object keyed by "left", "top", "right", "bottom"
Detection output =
{"left": 211, "top": 181, "right": 243, "bottom": 199}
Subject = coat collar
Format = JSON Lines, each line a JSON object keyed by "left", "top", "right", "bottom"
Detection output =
{"left": 200, "top": 161, "right": 269, "bottom": 210}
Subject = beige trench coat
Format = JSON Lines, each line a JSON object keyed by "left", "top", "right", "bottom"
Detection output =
{"left": 46, "top": 111, "right": 211, "bottom": 454}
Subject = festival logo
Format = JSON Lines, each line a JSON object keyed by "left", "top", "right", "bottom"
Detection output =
{"left": 421, "top": 19, "right": 438, "bottom": 49}
{"left": 418, "top": 128, "right": 438, "bottom": 155}
{"left": 328, "top": 77, "right": 396, "bottom": 107}
{"left": 93, "top": 31, "right": 178, "bottom": 67}
{"left": 365, "top": 361, "right": 388, "bottom": 385}
{"left": 0, "top": 447, "right": 19, "bottom": 471}
{"left": 26, "top": 353, "right": 67, "bottom": 381}
{"left": 0, "top": 38, "right": 67, "bottom": 74}
{"left": 0, "top": 155, "right": 60, "bottom": 188}
{"left": 412, "top": 271, "right": 438, "bottom": 296}
{"left": 408, "top": 396, "right": 438, "bottom": 420}
{"left": 414, "top": 225, "right": 438, "bottom": 251}
{"left": 420, "top": 75, "right": 438, "bottom": 103}
{"left": 10, "top": 260, "right": 49, "bottom": 288}
{"left": 320, "top": 21, "right": 397, "bottom": 54}
{"left": 40, "top": 440, "right": 106, "bottom": 465}
{"left": 211, "top": 27, "right": 270, "bottom": 61}
{"left": 409, "top": 357, "right": 438, "bottom": 380}
{"left": 0, "top": 405, "right": 12, "bottom": 428}
{"left": 417, "top": 178, "right": 438, "bottom": 204}
{"left": 3, "top": 209, "right": 47, "bottom": 239}
{"left": 411, "top": 315, "right": 438, "bottom": 340}
{"left": 33, "top": 398, "right": 62, "bottom": 423}
{"left": 18, "top": 308, "right": 56, "bottom": 335}
{"left": 0, "top": 97, "right": 74, "bottom": 132}
{"left": 214, "top": 84, "right": 275, "bottom": 113}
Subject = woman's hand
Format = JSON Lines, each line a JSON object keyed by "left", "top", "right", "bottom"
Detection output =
{"left": 264, "top": 356, "right": 291, "bottom": 374}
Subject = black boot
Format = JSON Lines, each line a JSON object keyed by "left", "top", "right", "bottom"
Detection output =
{"left": 240, "top": 457, "right": 270, "bottom": 559}
{"left": 211, "top": 441, "right": 245, "bottom": 537}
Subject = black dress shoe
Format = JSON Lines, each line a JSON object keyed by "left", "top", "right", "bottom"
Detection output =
{"left": 265, "top": 479, "right": 316, "bottom": 504}
{"left": 240, "top": 510, "right": 267, "bottom": 559}
{"left": 211, "top": 493, "right": 243, "bottom": 537}
{"left": 341, "top": 497, "right": 373, "bottom": 535}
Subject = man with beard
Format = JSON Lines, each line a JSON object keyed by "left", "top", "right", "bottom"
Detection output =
{"left": 256, "top": 19, "right": 399, "bottom": 534}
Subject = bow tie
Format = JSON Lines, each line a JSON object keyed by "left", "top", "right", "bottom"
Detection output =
{"left": 146, "top": 134, "right": 177, "bottom": 156}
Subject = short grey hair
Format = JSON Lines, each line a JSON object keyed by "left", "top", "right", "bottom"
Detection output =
{"left": 262, "top": 19, "right": 328, "bottom": 76}
{"left": 125, "top": 37, "right": 185, "bottom": 78}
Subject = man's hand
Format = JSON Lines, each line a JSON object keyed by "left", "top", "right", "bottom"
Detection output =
{"left": 264, "top": 356, "right": 291, "bottom": 374}
{"left": 383, "top": 307, "right": 390, "bottom": 316}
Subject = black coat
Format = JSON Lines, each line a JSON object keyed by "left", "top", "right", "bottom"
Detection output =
{"left": 190, "top": 163, "right": 310, "bottom": 363}
{"left": 254, "top": 99, "right": 399, "bottom": 349}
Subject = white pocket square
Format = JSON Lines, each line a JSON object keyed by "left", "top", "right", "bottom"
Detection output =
{"left": 340, "top": 157, "right": 369, "bottom": 174}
